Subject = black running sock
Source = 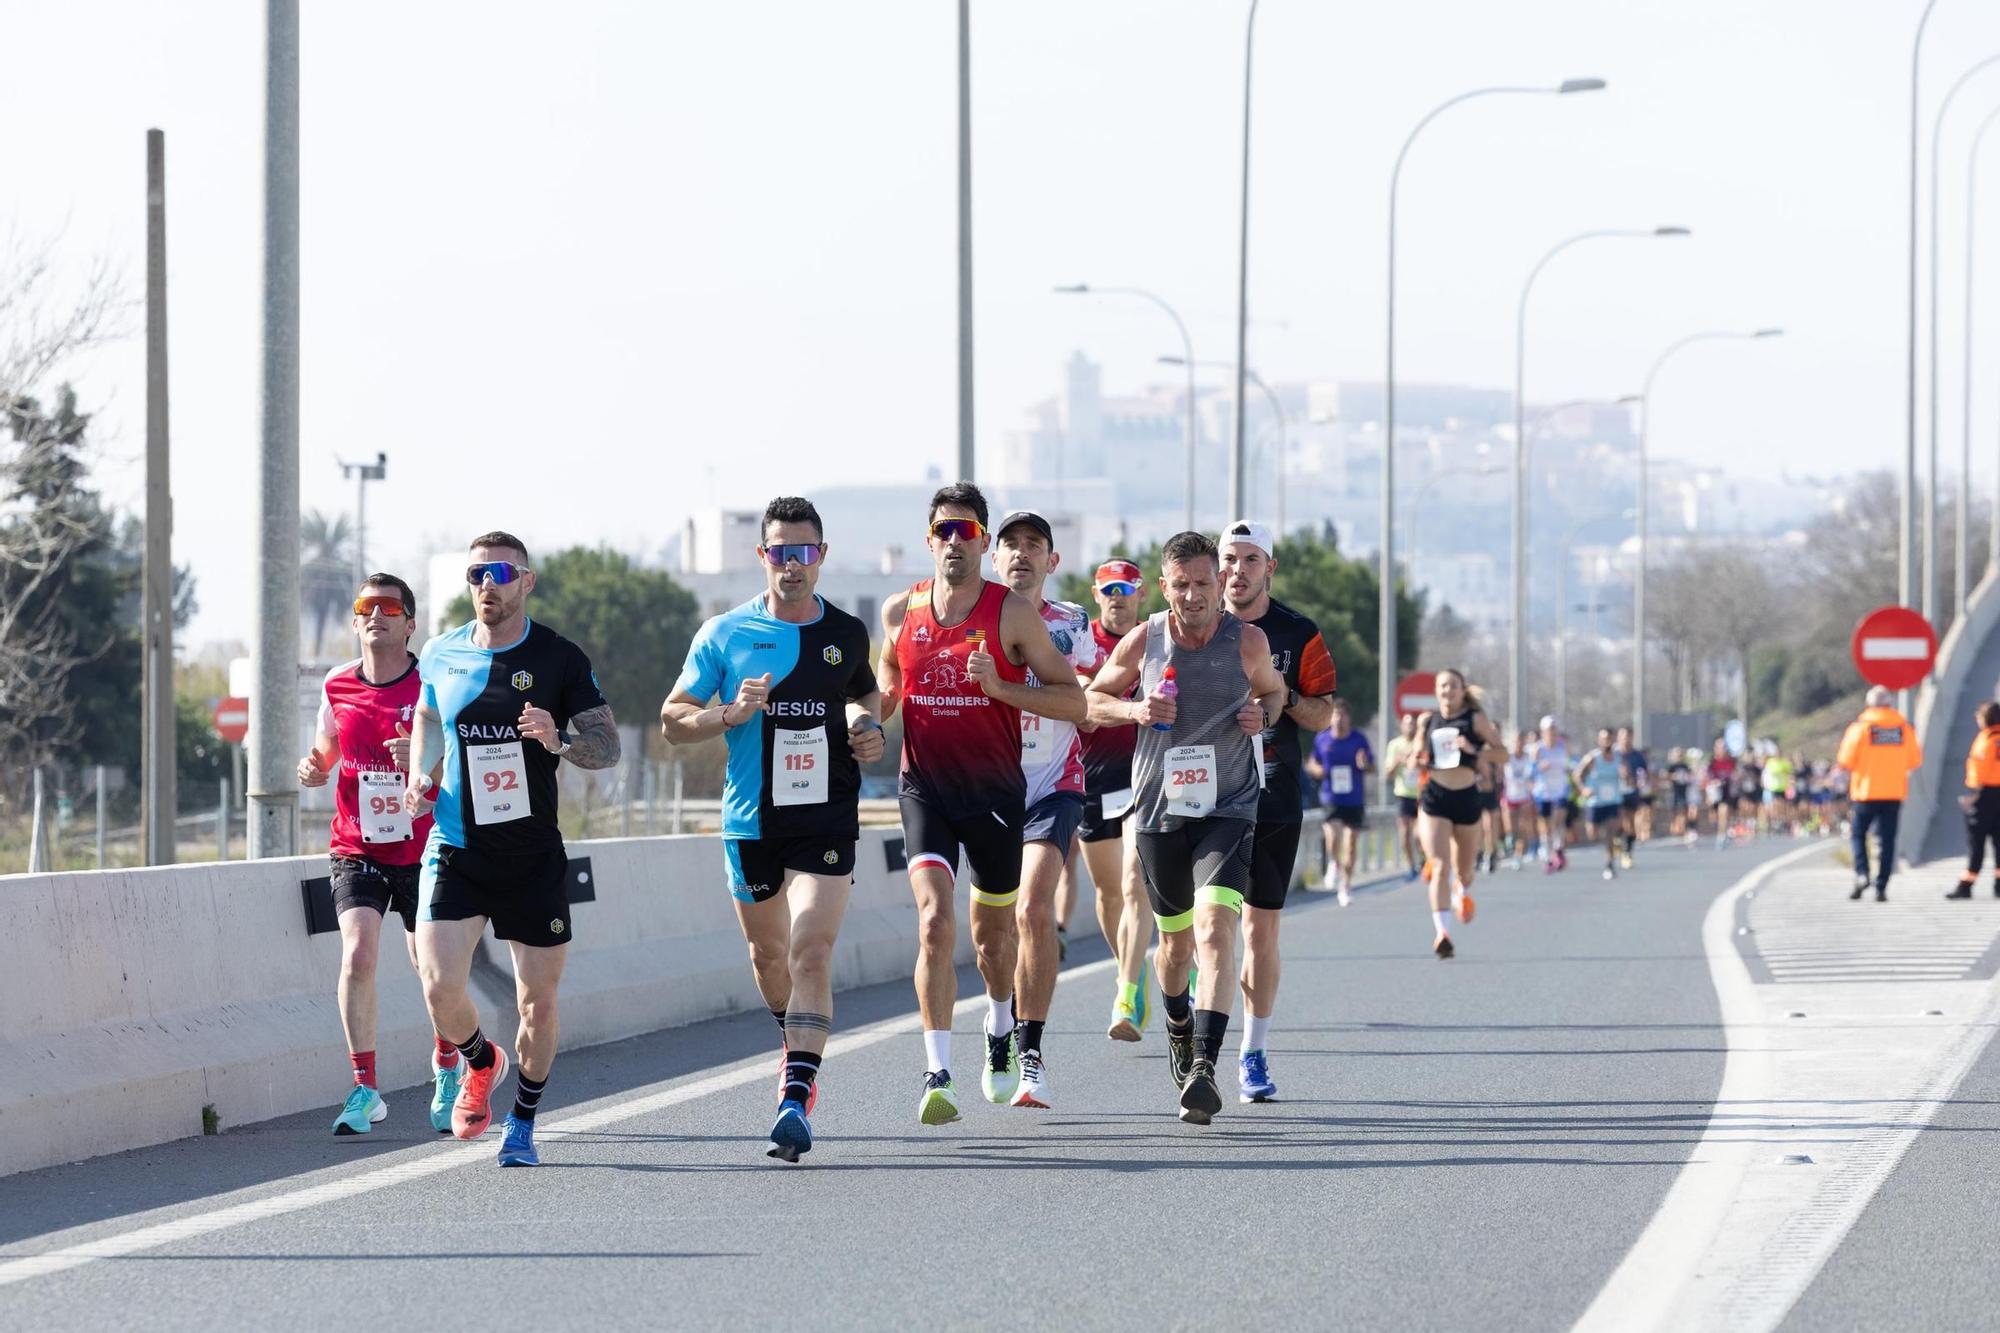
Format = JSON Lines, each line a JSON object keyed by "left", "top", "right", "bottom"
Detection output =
{"left": 1162, "top": 988, "right": 1193, "bottom": 1027}
{"left": 455, "top": 1028, "right": 495, "bottom": 1072}
{"left": 782, "top": 1050, "right": 821, "bottom": 1106}
{"left": 1192, "top": 1009, "right": 1229, "bottom": 1066}
{"left": 1018, "top": 1019, "right": 1046, "bottom": 1056}
{"left": 511, "top": 1071, "right": 547, "bottom": 1122}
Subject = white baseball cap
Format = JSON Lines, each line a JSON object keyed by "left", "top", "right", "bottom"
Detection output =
{"left": 1219, "top": 519, "right": 1275, "bottom": 557}
{"left": 1538, "top": 714, "right": 1559, "bottom": 733}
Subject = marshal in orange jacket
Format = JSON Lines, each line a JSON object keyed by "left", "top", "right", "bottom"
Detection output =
{"left": 1966, "top": 726, "right": 2000, "bottom": 789}
{"left": 1835, "top": 706, "right": 1923, "bottom": 802}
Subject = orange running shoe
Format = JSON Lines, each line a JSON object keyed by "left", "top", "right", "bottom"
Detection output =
{"left": 451, "top": 1043, "right": 509, "bottom": 1140}
{"left": 1454, "top": 889, "right": 1477, "bottom": 924}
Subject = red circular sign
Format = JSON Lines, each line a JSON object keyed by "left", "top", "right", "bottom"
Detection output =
{"left": 1850, "top": 606, "right": 1936, "bottom": 690}
{"left": 212, "top": 696, "right": 250, "bottom": 746}
{"left": 1394, "top": 671, "right": 1438, "bottom": 719}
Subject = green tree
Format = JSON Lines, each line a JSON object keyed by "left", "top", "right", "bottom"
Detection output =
{"left": 446, "top": 546, "right": 700, "bottom": 741}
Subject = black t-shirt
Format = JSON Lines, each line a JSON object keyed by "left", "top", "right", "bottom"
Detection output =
{"left": 1248, "top": 599, "right": 1339, "bottom": 824}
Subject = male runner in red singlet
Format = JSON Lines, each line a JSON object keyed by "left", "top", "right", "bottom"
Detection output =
{"left": 877, "top": 482, "right": 1088, "bottom": 1126}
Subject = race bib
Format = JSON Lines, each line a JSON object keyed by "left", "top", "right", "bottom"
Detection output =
{"left": 1020, "top": 712, "right": 1054, "bottom": 771}
{"left": 1100, "top": 786, "right": 1136, "bottom": 820}
{"left": 1430, "top": 726, "right": 1462, "bottom": 770}
{"left": 774, "top": 726, "right": 829, "bottom": 807}
{"left": 1331, "top": 767, "right": 1354, "bottom": 796}
{"left": 357, "top": 770, "right": 411, "bottom": 844}
{"left": 1165, "top": 744, "right": 1217, "bottom": 818}
{"left": 468, "top": 741, "right": 530, "bottom": 826}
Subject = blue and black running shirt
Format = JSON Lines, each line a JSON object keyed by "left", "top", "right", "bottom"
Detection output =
{"left": 672, "top": 594, "right": 877, "bottom": 841}
{"left": 419, "top": 619, "right": 607, "bottom": 855}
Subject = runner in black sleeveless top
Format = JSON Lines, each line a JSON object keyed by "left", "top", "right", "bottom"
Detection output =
{"left": 1413, "top": 668, "right": 1504, "bottom": 959}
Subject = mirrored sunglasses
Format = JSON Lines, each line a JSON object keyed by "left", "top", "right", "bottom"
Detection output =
{"left": 466, "top": 560, "right": 530, "bottom": 586}
{"left": 1096, "top": 580, "right": 1139, "bottom": 596}
{"left": 929, "top": 518, "right": 985, "bottom": 543}
{"left": 352, "top": 596, "right": 407, "bottom": 617}
{"left": 760, "top": 543, "right": 825, "bottom": 568}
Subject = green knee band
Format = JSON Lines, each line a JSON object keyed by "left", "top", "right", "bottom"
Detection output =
{"left": 1197, "top": 885, "right": 1245, "bottom": 914}
{"left": 1154, "top": 908, "right": 1195, "bottom": 933}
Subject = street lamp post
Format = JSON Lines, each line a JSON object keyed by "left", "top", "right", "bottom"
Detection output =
{"left": 338, "top": 451, "right": 387, "bottom": 586}
{"left": 1056, "top": 284, "right": 1197, "bottom": 532}
{"left": 1158, "top": 355, "right": 1284, "bottom": 526}
{"left": 1969, "top": 104, "right": 2000, "bottom": 589}
{"left": 1382, "top": 76, "right": 1605, "bottom": 743}
{"left": 1634, "top": 329, "right": 1781, "bottom": 744}
{"left": 1905, "top": 0, "right": 1942, "bottom": 615}
{"left": 1512, "top": 225, "right": 1688, "bottom": 735}
{"left": 1231, "top": 0, "right": 1262, "bottom": 524}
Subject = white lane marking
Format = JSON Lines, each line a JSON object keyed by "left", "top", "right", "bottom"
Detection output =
{"left": 1573, "top": 845, "right": 2000, "bottom": 1333}
{"left": 0, "top": 959, "right": 1117, "bottom": 1288}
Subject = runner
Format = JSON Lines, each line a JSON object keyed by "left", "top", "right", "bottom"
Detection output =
{"left": 297, "top": 572, "right": 455, "bottom": 1137}
{"left": 1762, "top": 748, "right": 1796, "bottom": 838}
{"left": 1501, "top": 730, "right": 1536, "bottom": 869}
{"left": 1383, "top": 713, "right": 1424, "bottom": 881}
{"left": 1577, "top": 728, "right": 1626, "bottom": 880}
{"left": 1217, "top": 520, "right": 1337, "bottom": 1105}
{"left": 1616, "top": 725, "right": 1649, "bottom": 856}
{"left": 1413, "top": 669, "right": 1505, "bottom": 957}
{"left": 876, "top": 483, "right": 1087, "bottom": 1125}
{"left": 1478, "top": 744, "right": 1505, "bottom": 875}
{"left": 1705, "top": 738, "right": 1737, "bottom": 848}
{"left": 1305, "top": 699, "right": 1371, "bottom": 906}
{"left": 1530, "top": 717, "right": 1572, "bottom": 873}
{"left": 1666, "top": 747, "right": 1693, "bottom": 842}
{"left": 991, "top": 509, "right": 1101, "bottom": 1108}
{"left": 661, "top": 496, "right": 882, "bottom": 1161}
{"left": 402, "top": 532, "right": 622, "bottom": 1167}
{"left": 1085, "top": 531, "right": 1286, "bottom": 1123}
{"left": 1078, "top": 558, "right": 1155, "bottom": 1043}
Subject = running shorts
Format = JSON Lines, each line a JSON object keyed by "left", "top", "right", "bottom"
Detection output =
{"left": 330, "top": 854, "right": 419, "bottom": 934}
{"left": 1325, "top": 804, "right": 1366, "bottom": 830}
{"left": 1479, "top": 788, "right": 1501, "bottom": 812}
{"left": 1248, "top": 819, "right": 1302, "bottom": 911}
{"left": 724, "top": 835, "right": 856, "bottom": 904}
{"left": 1621, "top": 792, "right": 1640, "bottom": 811}
{"left": 1396, "top": 795, "right": 1419, "bottom": 820}
{"left": 1536, "top": 798, "right": 1562, "bottom": 818}
{"left": 1024, "top": 791, "right": 1086, "bottom": 849}
{"left": 1587, "top": 802, "right": 1622, "bottom": 827}
{"left": 419, "top": 841, "right": 572, "bottom": 947}
{"left": 1079, "top": 787, "right": 1135, "bottom": 844}
{"left": 900, "top": 795, "right": 1026, "bottom": 907}
{"left": 1420, "top": 782, "right": 1482, "bottom": 828}
{"left": 1135, "top": 817, "right": 1254, "bottom": 931}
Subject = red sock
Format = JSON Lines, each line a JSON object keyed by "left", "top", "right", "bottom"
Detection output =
{"left": 433, "top": 1036, "right": 460, "bottom": 1069}
{"left": 351, "top": 1050, "right": 377, "bottom": 1089}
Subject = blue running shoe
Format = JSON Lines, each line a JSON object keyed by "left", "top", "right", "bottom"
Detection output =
{"left": 332, "top": 1084, "right": 386, "bottom": 1136}
{"left": 766, "top": 1099, "right": 813, "bottom": 1163}
{"left": 496, "top": 1115, "right": 540, "bottom": 1167}
{"left": 1239, "top": 1049, "right": 1277, "bottom": 1103}
{"left": 430, "top": 1057, "right": 463, "bottom": 1134}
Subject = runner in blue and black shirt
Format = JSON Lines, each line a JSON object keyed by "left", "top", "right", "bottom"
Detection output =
{"left": 664, "top": 496, "right": 883, "bottom": 1163}
{"left": 405, "top": 530, "right": 621, "bottom": 1169}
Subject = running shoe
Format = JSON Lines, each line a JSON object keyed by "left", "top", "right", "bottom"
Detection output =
{"left": 1238, "top": 1049, "right": 1276, "bottom": 1103}
{"left": 1178, "top": 1059, "right": 1222, "bottom": 1125}
{"left": 981, "top": 1028, "right": 1019, "bottom": 1104}
{"left": 1165, "top": 1019, "right": 1194, "bottom": 1089}
{"left": 777, "top": 1044, "right": 820, "bottom": 1115}
{"left": 766, "top": 1099, "right": 813, "bottom": 1162}
{"left": 1108, "top": 997, "right": 1141, "bottom": 1042}
{"left": 496, "top": 1114, "right": 539, "bottom": 1167}
{"left": 1135, "top": 958, "right": 1153, "bottom": 1031}
{"left": 918, "top": 1070, "right": 961, "bottom": 1125}
{"left": 1619, "top": 852, "right": 1635, "bottom": 870}
{"left": 451, "top": 1044, "right": 509, "bottom": 1140}
{"left": 1454, "top": 889, "right": 1476, "bottom": 925}
{"left": 1337, "top": 882, "right": 1353, "bottom": 908}
{"left": 1010, "top": 1050, "right": 1051, "bottom": 1108}
{"left": 1404, "top": 866, "right": 1421, "bottom": 883}
{"left": 429, "top": 1055, "right": 462, "bottom": 1134}
{"left": 1602, "top": 867, "right": 1616, "bottom": 881}
{"left": 1434, "top": 933, "right": 1455, "bottom": 960}
{"left": 332, "top": 1083, "right": 386, "bottom": 1137}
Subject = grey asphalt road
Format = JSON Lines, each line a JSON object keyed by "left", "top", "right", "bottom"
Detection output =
{"left": 4, "top": 835, "right": 1960, "bottom": 1332}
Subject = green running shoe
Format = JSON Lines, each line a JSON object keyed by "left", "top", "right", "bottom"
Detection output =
{"left": 332, "top": 1083, "right": 386, "bottom": 1136}
{"left": 981, "top": 1027, "right": 1019, "bottom": 1104}
{"left": 430, "top": 1057, "right": 463, "bottom": 1134}
{"left": 918, "top": 1070, "right": 961, "bottom": 1125}
{"left": 1135, "top": 957, "right": 1153, "bottom": 1031}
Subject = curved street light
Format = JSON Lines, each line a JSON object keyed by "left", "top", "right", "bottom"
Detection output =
{"left": 1056, "top": 283, "right": 1197, "bottom": 531}
{"left": 1380, "top": 75, "right": 1607, "bottom": 739}
{"left": 1511, "top": 224, "right": 1690, "bottom": 732}
{"left": 1967, "top": 103, "right": 2000, "bottom": 595}
{"left": 1904, "top": 0, "right": 1943, "bottom": 616}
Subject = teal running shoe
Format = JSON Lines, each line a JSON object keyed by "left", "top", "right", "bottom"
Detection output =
{"left": 496, "top": 1114, "right": 539, "bottom": 1166}
{"left": 332, "top": 1083, "right": 386, "bottom": 1137}
{"left": 981, "top": 1027, "right": 1020, "bottom": 1104}
{"left": 766, "top": 1099, "right": 813, "bottom": 1163}
{"left": 430, "top": 1058, "right": 463, "bottom": 1134}
{"left": 1135, "top": 957, "right": 1153, "bottom": 1031}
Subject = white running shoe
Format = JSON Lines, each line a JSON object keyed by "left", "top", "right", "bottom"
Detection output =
{"left": 1009, "top": 1049, "right": 1051, "bottom": 1109}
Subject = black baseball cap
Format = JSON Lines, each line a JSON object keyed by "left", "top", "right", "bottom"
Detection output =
{"left": 995, "top": 510, "right": 1055, "bottom": 546}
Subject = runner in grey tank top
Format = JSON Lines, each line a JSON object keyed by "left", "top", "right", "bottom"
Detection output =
{"left": 1083, "top": 532, "right": 1286, "bottom": 1127}
{"left": 1132, "top": 612, "right": 1262, "bottom": 830}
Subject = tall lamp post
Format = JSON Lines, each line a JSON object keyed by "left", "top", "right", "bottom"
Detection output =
{"left": 1512, "top": 224, "right": 1689, "bottom": 734}
{"left": 1904, "top": 0, "right": 1942, "bottom": 615}
{"left": 1633, "top": 329, "right": 1781, "bottom": 743}
{"left": 1057, "top": 284, "right": 1197, "bottom": 531}
{"left": 1158, "top": 355, "right": 1285, "bottom": 525}
{"left": 1967, "top": 103, "right": 2000, "bottom": 595}
{"left": 1382, "top": 76, "right": 1605, "bottom": 742}
{"left": 1231, "top": 0, "right": 1263, "bottom": 524}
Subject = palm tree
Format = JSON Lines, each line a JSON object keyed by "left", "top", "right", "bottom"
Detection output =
{"left": 301, "top": 509, "right": 354, "bottom": 655}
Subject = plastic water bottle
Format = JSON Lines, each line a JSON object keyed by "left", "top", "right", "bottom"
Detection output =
{"left": 1151, "top": 666, "right": 1177, "bottom": 731}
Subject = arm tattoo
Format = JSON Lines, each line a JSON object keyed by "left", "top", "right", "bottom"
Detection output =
{"left": 562, "top": 704, "right": 622, "bottom": 770}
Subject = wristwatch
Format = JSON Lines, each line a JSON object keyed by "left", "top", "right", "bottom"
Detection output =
{"left": 554, "top": 730, "right": 573, "bottom": 756}
{"left": 1285, "top": 688, "right": 1301, "bottom": 712}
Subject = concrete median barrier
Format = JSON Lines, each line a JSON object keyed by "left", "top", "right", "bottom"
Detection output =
{"left": 0, "top": 829, "right": 956, "bottom": 1176}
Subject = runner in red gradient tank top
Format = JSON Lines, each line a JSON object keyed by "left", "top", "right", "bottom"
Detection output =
{"left": 876, "top": 483, "right": 1088, "bottom": 1126}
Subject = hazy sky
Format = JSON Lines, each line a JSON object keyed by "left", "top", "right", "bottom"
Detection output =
{"left": 3, "top": 0, "right": 1992, "bottom": 649}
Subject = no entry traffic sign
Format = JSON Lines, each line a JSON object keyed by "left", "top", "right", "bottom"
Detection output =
{"left": 1850, "top": 606, "right": 1936, "bottom": 691}
{"left": 212, "top": 696, "right": 250, "bottom": 746}
{"left": 1394, "top": 671, "right": 1438, "bottom": 718}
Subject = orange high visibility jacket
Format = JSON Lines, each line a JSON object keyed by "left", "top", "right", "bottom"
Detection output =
{"left": 1966, "top": 726, "right": 2000, "bottom": 789}
{"left": 1835, "top": 707, "right": 1922, "bottom": 802}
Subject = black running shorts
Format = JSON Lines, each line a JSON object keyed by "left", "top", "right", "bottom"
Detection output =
{"left": 900, "top": 795, "right": 1026, "bottom": 907}
{"left": 1248, "top": 819, "right": 1302, "bottom": 911}
{"left": 1136, "top": 817, "right": 1254, "bottom": 932}
{"left": 1420, "top": 781, "right": 1482, "bottom": 828}
{"left": 725, "top": 835, "right": 856, "bottom": 905}
{"left": 419, "top": 841, "right": 572, "bottom": 947}
{"left": 330, "top": 854, "right": 419, "bottom": 934}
